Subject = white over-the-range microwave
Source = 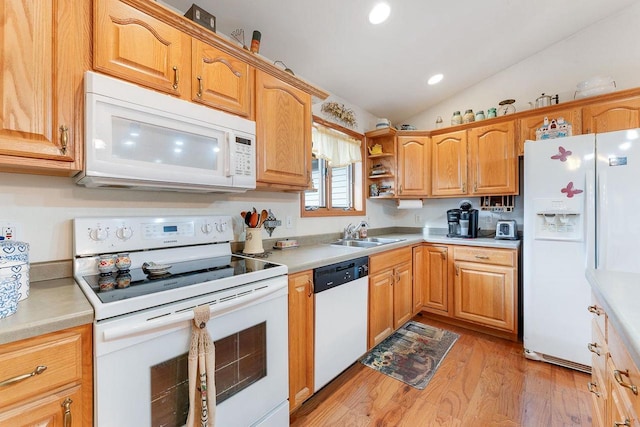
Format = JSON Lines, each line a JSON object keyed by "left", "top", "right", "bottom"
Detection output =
{"left": 76, "top": 71, "right": 256, "bottom": 193}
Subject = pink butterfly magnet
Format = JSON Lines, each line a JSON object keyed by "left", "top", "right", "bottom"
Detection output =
{"left": 551, "top": 146, "right": 572, "bottom": 162}
{"left": 561, "top": 181, "right": 583, "bottom": 198}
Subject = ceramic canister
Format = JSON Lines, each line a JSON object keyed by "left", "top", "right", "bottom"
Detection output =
{"left": 0, "top": 276, "right": 19, "bottom": 319}
{"left": 0, "top": 241, "right": 30, "bottom": 301}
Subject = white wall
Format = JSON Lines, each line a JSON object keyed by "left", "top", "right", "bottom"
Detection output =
{"left": 389, "top": 2, "right": 640, "bottom": 230}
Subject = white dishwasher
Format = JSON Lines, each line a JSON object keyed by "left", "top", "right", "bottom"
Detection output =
{"left": 313, "top": 256, "right": 369, "bottom": 392}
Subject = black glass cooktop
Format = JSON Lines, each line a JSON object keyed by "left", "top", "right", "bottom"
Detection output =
{"left": 83, "top": 255, "right": 279, "bottom": 304}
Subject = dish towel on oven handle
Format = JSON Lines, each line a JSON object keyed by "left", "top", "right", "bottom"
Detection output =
{"left": 187, "top": 305, "right": 216, "bottom": 427}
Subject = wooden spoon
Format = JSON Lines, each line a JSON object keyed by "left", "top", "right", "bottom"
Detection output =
{"left": 249, "top": 211, "right": 260, "bottom": 228}
{"left": 259, "top": 210, "right": 268, "bottom": 227}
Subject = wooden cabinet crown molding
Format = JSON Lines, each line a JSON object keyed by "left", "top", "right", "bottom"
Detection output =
{"left": 117, "top": 0, "right": 328, "bottom": 100}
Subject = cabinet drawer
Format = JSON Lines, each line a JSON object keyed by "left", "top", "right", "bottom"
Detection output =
{"left": 369, "top": 247, "right": 412, "bottom": 273}
{"left": 0, "top": 330, "right": 83, "bottom": 409}
{"left": 608, "top": 325, "right": 640, "bottom": 416}
{"left": 453, "top": 246, "right": 515, "bottom": 267}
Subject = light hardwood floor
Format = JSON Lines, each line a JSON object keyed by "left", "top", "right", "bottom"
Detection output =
{"left": 290, "top": 314, "right": 592, "bottom": 426}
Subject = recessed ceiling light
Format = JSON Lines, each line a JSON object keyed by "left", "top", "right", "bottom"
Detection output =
{"left": 427, "top": 74, "right": 444, "bottom": 85}
{"left": 369, "top": 3, "right": 390, "bottom": 24}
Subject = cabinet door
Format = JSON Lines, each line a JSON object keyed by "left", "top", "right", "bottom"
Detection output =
{"left": 518, "top": 108, "right": 582, "bottom": 156}
{"left": 397, "top": 136, "right": 430, "bottom": 197}
{"left": 288, "top": 270, "right": 314, "bottom": 411}
{"left": 453, "top": 261, "right": 516, "bottom": 332}
{"left": 94, "top": 0, "right": 191, "bottom": 98}
{"left": 583, "top": 97, "right": 640, "bottom": 134}
{"left": 0, "top": 0, "right": 87, "bottom": 175}
{"left": 468, "top": 121, "right": 518, "bottom": 195}
{"left": 0, "top": 386, "right": 83, "bottom": 427}
{"left": 422, "top": 245, "right": 450, "bottom": 315}
{"left": 192, "top": 40, "right": 253, "bottom": 118}
{"left": 255, "top": 70, "right": 311, "bottom": 189}
{"left": 393, "top": 261, "right": 413, "bottom": 329}
{"left": 368, "top": 269, "right": 394, "bottom": 348}
{"left": 412, "top": 246, "right": 424, "bottom": 315}
{"left": 431, "top": 130, "right": 467, "bottom": 196}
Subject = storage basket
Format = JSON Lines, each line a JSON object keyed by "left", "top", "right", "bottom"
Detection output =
{"left": 0, "top": 241, "right": 30, "bottom": 301}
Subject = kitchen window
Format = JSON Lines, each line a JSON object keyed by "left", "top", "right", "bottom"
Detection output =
{"left": 302, "top": 118, "right": 365, "bottom": 217}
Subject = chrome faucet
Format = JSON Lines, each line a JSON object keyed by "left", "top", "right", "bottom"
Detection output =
{"left": 343, "top": 223, "right": 355, "bottom": 239}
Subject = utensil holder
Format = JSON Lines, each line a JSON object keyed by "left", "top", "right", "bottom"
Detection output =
{"left": 243, "top": 228, "right": 264, "bottom": 254}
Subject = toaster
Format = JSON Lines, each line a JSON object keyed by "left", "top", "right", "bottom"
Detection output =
{"left": 495, "top": 220, "right": 518, "bottom": 240}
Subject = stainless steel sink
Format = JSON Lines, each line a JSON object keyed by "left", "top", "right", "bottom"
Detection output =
{"left": 358, "top": 237, "right": 405, "bottom": 244}
{"left": 330, "top": 240, "right": 380, "bottom": 248}
{"left": 330, "top": 237, "right": 405, "bottom": 248}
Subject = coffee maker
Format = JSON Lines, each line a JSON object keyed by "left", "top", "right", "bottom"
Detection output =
{"left": 447, "top": 201, "right": 478, "bottom": 238}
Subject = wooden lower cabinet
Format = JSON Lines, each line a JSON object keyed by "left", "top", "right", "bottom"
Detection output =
{"left": 588, "top": 294, "right": 640, "bottom": 427}
{"left": 417, "top": 244, "right": 450, "bottom": 315}
{"left": 0, "top": 324, "right": 92, "bottom": 426}
{"left": 414, "top": 244, "right": 519, "bottom": 340}
{"left": 288, "top": 270, "right": 314, "bottom": 412}
{"left": 368, "top": 247, "right": 412, "bottom": 348}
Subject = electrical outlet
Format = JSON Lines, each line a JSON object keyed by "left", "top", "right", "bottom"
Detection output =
{"left": 415, "top": 214, "right": 422, "bottom": 224}
{"left": 0, "top": 222, "right": 20, "bottom": 241}
{"left": 285, "top": 215, "right": 293, "bottom": 229}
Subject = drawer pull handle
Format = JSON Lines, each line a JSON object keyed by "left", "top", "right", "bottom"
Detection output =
{"left": 172, "top": 66, "right": 179, "bottom": 90}
{"left": 0, "top": 365, "right": 47, "bottom": 387}
{"left": 587, "top": 342, "right": 601, "bottom": 356}
{"left": 308, "top": 279, "right": 313, "bottom": 298}
{"left": 62, "top": 397, "right": 73, "bottom": 427}
{"left": 59, "top": 125, "right": 69, "bottom": 154}
{"left": 613, "top": 419, "right": 630, "bottom": 427}
{"left": 587, "top": 305, "right": 603, "bottom": 316}
{"left": 474, "top": 255, "right": 489, "bottom": 259}
{"left": 614, "top": 369, "right": 638, "bottom": 395}
{"left": 587, "top": 381, "right": 601, "bottom": 397}
{"left": 197, "top": 75, "right": 203, "bottom": 98}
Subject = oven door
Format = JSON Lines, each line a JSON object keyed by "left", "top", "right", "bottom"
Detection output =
{"left": 93, "top": 277, "right": 288, "bottom": 427}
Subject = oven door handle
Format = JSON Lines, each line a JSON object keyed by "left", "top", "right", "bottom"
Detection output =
{"left": 102, "top": 282, "right": 286, "bottom": 342}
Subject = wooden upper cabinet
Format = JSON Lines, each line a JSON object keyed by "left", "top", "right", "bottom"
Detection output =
{"left": 431, "top": 130, "right": 467, "bottom": 196}
{"left": 468, "top": 121, "right": 518, "bottom": 195}
{"left": 94, "top": 0, "right": 191, "bottom": 98}
{"left": 255, "top": 70, "right": 311, "bottom": 189}
{"left": 397, "top": 135, "right": 430, "bottom": 197}
{"left": 0, "top": 0, "right": 88, "bottom": 175}
{"left": 518, "top": 108, "right": 582, "bottom": 156}
{"left": 192, "top": 40, "right": 253, "bottom": 118}
{"left": 582, "top": 96, "right": 640, "bottom": 134}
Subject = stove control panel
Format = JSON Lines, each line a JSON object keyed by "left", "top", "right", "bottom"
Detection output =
{"left": 74, "top": 215, "right": 234, "bottom": 256}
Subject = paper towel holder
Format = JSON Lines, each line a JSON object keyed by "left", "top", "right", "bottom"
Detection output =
{"left": 396, "top": 199, "right": 424, "bottom": 209}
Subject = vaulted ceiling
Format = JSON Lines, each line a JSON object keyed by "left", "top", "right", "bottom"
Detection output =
{"left": 162, "top": 0, "right": 637, "bottom": 123}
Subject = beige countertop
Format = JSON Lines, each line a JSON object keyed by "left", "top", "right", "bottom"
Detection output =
{"left": 586, "top": 269, "right": 640, "bottom": 368}
{"left": 266, "top": 231, "right": 521, "bottom": 274}
{"left": 0, "top": 277, "right": 94, "bottom": 345}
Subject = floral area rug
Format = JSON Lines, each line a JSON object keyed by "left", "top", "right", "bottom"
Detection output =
{"left": 360, "top": 321, "right": 459, "bottom": 390}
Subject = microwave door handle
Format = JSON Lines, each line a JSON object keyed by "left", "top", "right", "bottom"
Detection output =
{"left": 226, "top": 132, "right": 236, "bottom": 177}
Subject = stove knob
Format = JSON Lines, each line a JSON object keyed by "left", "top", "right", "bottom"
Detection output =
{"left": 201, "top": 223, "right": 213, "bottom": 234}
{"left": 216, "top": 221, "right": 227, "bottom": 233}
{"left": 116, "top": 226, "right": 133, "bottom": 240}
{"left": 89, "top": 227, "right": 109, "bottom": 241}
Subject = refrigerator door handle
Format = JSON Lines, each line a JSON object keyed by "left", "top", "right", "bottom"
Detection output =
{"left": 585, "top": 167, "right": 597, "bottom": 269}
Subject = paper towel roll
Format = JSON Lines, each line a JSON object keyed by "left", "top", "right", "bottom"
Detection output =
{"left": 396, "top": 199, "right": 423, "bottom": 209}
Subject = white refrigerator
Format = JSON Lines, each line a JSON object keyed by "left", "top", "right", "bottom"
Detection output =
{"left": 523, "top": 128, "right": 640, "bottom": 370}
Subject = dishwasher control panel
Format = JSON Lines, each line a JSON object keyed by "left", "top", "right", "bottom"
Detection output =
{"left": 313, "top": 256, "right": 369, "bottom": 294}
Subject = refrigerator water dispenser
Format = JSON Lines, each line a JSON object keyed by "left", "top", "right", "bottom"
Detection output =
{"left": 533, "top": 198, "right": 583, "bottom": 241}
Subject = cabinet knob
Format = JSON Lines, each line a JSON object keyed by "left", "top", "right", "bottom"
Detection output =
{"left": 587, "top": 305, "right": 603, "bottom": 316}
{"left": 587, "top": 381, "right": 601, "bottom": 397}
